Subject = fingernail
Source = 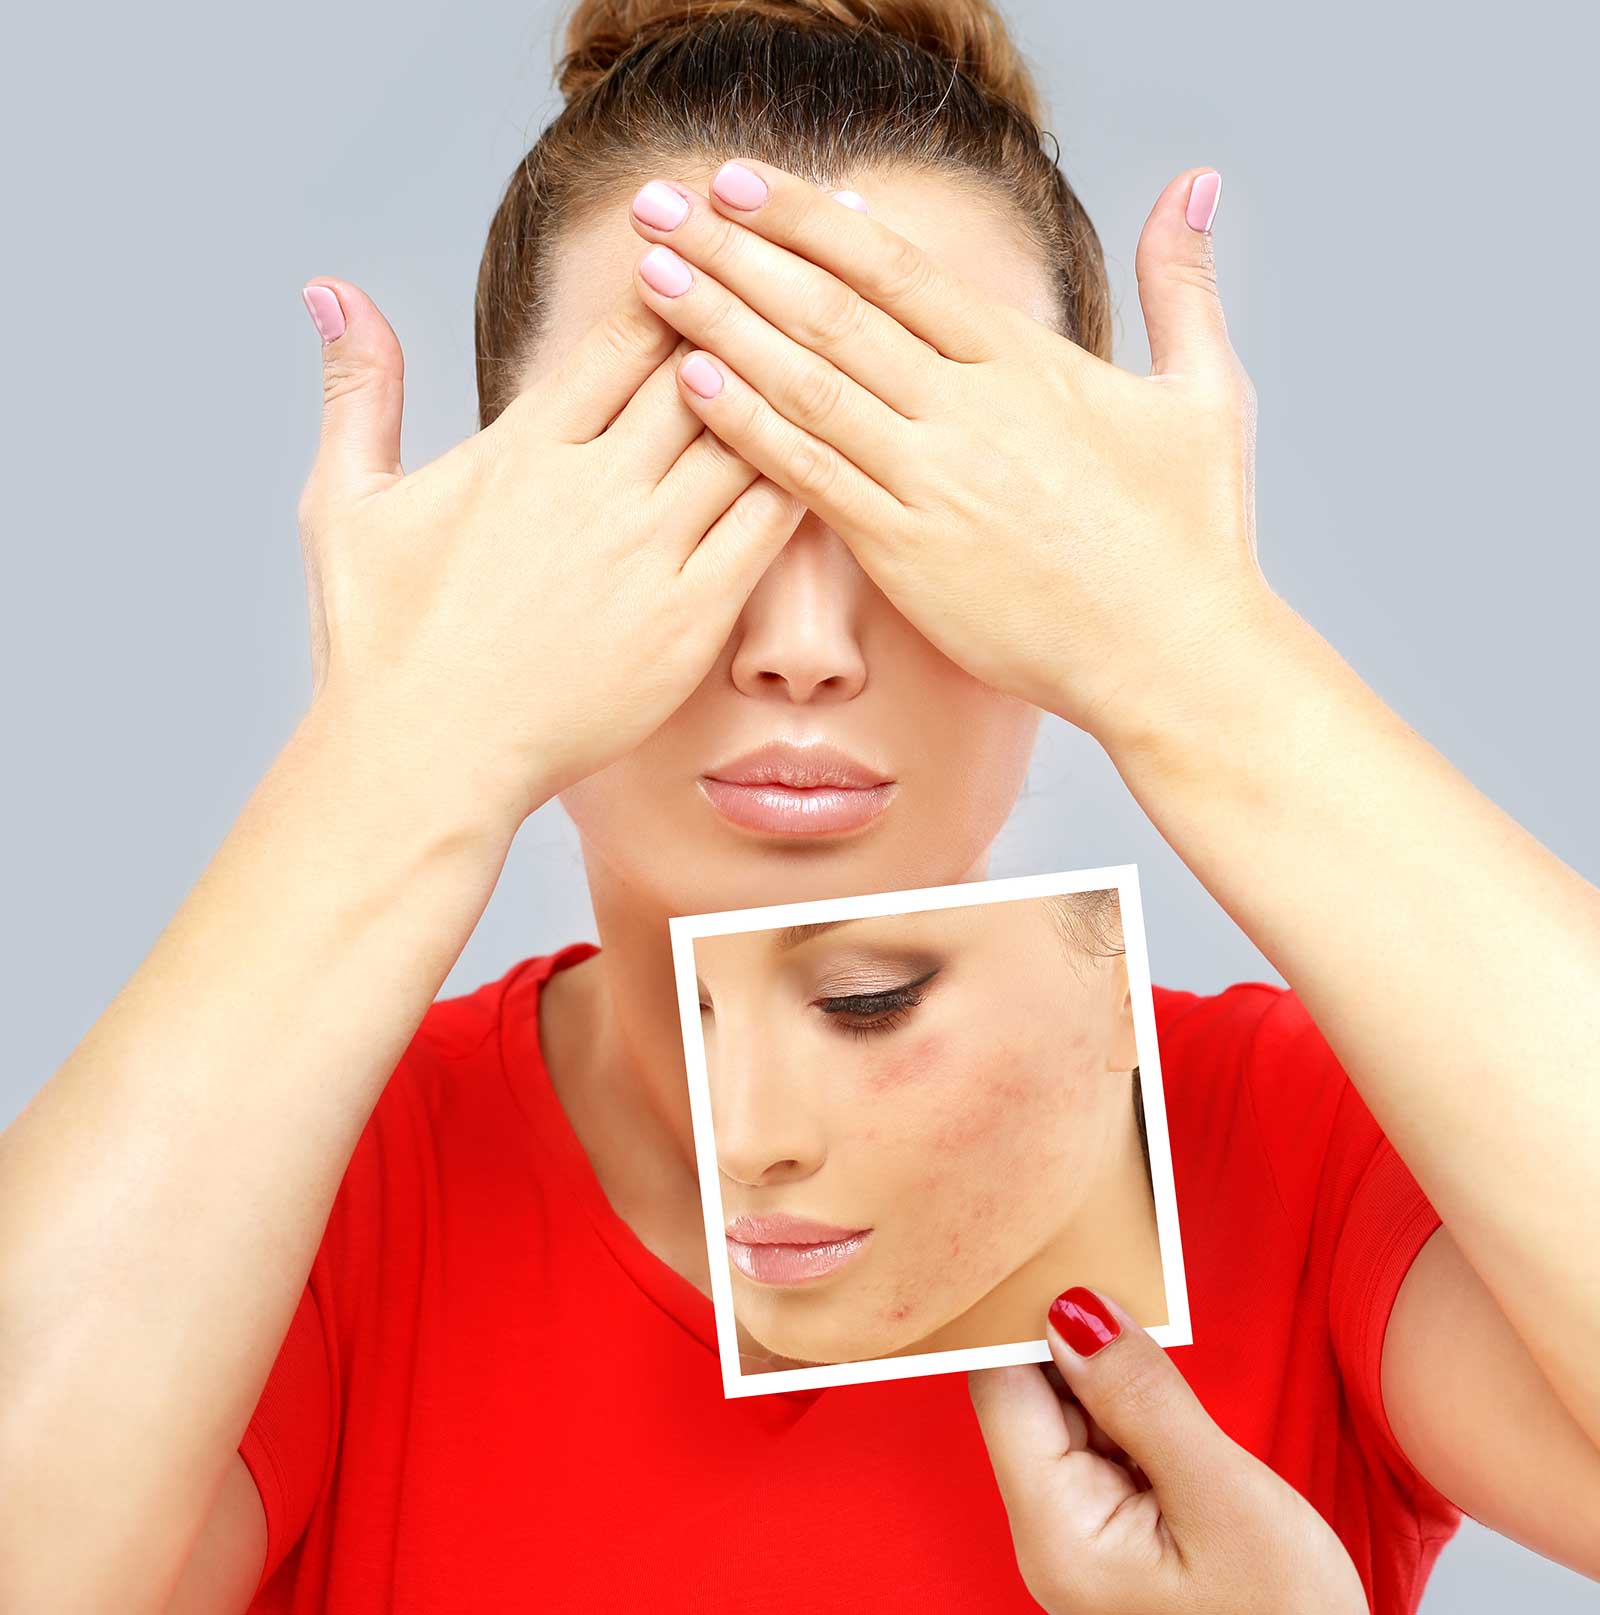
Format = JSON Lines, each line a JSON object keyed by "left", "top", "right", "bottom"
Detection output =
{"left": 631, "top": 179, "right": 689, "bottom": 230}
{"left": 639, "top": 246, "right": 693, "bottom": 298}
{"left": 680, "top": 353, "right": 724, "bottom": 399}
{"left": 1185, "top": 171, "right": 1222, "bottom": 233}
{"left": 301, "top": 284, "right": 345, "bottom": 343}
{"left": 1048, "top": 1287, "right": 1121, "bottom": 1357}
{"left": 712, "top": 161, "right": 769, "bottom": 210}
{"left": 832, "top": 190, "right": 870, "bottom": 213}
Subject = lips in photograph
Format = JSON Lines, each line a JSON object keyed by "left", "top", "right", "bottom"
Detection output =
{"left": 699, "top": 740, "right": 897, "bottom": 836}
{"left": 724, "top": 1211, "right": 874, "bottom": 1285}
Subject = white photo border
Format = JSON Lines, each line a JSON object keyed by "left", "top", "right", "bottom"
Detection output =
{"left": 668, "top": 864, "right": 1193, "bottom": 1400}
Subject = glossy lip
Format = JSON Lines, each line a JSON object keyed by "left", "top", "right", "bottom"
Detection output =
{"left": 724, "top": 1213, "right": 875, "bottom": 1288}
{"left": 699, "top": 740, "right": 897, "bottom": 837}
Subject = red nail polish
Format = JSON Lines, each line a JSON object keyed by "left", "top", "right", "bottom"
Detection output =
{"left": 1048, "top": 1287, "right": 1121, "bottom": 1356}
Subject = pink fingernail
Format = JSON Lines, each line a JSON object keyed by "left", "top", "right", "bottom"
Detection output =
{"left": 631, "top": 180, "right": 689, "bottom": 230}
{"left": 301, "top": 284, "right": 345, "bottom": 342}
{"left": 639, "top": 246, "right": 693, "bottom": 298}
{"left": 712, "top": 162, "right": 769, "bottom": 210}
{"left": 1185, "top": 171, "right": 1222, "bottom": 233}
{"left": 832, "top": 190, "right": 870, "bottom": 213}
{"left": 680, "top": 354, "right": 724, "bottom": 399}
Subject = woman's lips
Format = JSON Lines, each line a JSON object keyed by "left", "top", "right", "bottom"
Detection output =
{"left": 724, "top": 1213, "right": 874, "bottom": 1287}
{"left": 698, "top": 778, "right": 897, "bottom": 835}
{"left": 700, "top": 740, "right": 897, "bottom": 837}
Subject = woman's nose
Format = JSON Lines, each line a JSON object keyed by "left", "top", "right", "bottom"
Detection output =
{"left": 727, "top": 519, "right": 868, "bottom": 704}
{"left": 710, "top": 1036, "right": 827, "bottom": 1188}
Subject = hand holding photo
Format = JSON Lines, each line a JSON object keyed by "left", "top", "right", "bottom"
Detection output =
{"left": 669, "top": 866, "right": 1189, "bottom": 1398}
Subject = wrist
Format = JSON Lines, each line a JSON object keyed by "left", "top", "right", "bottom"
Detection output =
{"left": 290, "top": 688, "right": 530, "bottom": 866}
{"left": 1086, "top": 580, "right": 1312, "bottom": 774}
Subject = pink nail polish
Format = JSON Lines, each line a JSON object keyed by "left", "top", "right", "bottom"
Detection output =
{"left": 631, "top": 180, "right": 689, "bottom": 230}
{"left": 712, "top": 162, "right": 769, "bottom": 210}
{"left": 680, "top": 354, "right": 724, "bottom": 398}
{"left": 832, "top": 190, "right": 870, "bottom": 213}
{"left": 1185, "top": 171, "right": 1222, "bottom": 233}
{"left": 301, "top": 284, "right": 345, "bottom": 343}
{"left": 639, "top": 246, "right": 693, "bottom": 298}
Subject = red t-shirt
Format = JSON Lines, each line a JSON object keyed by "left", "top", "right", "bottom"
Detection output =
{"left": 239, "top": 941, "right": 1464, "bottom": 1613}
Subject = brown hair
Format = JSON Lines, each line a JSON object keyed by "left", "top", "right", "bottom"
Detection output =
{"left": 473, "top": 0, "right": 1111, "bottom": 430}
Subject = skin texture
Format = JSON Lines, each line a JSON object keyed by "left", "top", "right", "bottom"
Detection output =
{"left": 692, "top": 899, "right": 1161, "bottom": 1371}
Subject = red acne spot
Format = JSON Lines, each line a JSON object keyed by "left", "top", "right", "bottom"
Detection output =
{"left": 888, "top": 1303, "right": 910, "bottom": 1322}
{"left": 864, "top": 1030, "right": 942, "bottom": 1093}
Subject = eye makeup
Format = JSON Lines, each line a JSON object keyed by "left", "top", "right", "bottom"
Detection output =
{"left": 816, "top": 966, "right": 940, "bottom": 1041}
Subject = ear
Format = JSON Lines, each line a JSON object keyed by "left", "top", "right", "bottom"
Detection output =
{"left": 1104, "top": 956, "right": 1139, "bottom": 1072}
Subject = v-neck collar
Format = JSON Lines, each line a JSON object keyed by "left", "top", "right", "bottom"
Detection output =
{"left": 498, "top": 941, "right": 721, "bottom": 1352}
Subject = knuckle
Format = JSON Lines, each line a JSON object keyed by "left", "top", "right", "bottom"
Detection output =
{"left": 872, "top": 234, "right": 931, "bottom": 305}
{"left": 700, "top": 209, "right": 746, "bottom": 272}
{"left": 605, "top": 296, "right": 668, "bottom": 364}
{"left": 319, "top": 351, "right": 370, "bottom": 407}
{"left": 784, "top": 355, "right": 845, "bottom": 427}
{"left": 793, "top": 280, "right": 868, "bottom": 352}
{"left": 785, "top": 431, "right": 837, "bottom": 501}
{"left": 1103, "top": 1360, "right": 1166, "bottom": 1423}
{"left": 738, "top": 478, "right": 799, "bottom": 533}
{"left": 694, "top": 289, "right": 739, "bottom": 345}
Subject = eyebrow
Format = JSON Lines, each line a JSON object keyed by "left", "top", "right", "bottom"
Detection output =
{"left": 771, "top": 918, "right": 871, "bottom": 952}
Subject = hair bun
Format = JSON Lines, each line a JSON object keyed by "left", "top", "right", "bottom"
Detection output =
{"left": 558, "top": 0, "right": 1043, "bottom": 124}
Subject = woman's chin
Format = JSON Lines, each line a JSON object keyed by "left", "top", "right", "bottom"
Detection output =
{"left": 737, "top": 1302, "right": 929, "bottom": 1369}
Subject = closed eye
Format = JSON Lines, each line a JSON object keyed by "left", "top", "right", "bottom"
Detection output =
{"left": 818, "top": 967, "right": 939, "bottom": 1041}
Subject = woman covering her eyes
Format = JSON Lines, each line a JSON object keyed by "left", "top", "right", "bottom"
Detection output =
{"left": 5, "top": 1, "right": 1599, "bottom": 1613}
{"left": 696, "top": 894, "right": 1165, "bottom": 1373}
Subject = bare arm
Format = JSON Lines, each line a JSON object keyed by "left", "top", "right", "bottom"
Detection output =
{"left": 1103, "top": 598, "right": 1600, "bottom": 1562}
{"left": 0, "top": 694, "right": 516, "bottom": 1613}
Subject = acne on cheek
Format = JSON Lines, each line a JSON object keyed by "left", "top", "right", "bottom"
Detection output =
{"left": 862, "top": 1029, "right": 945, "bottom": 1095}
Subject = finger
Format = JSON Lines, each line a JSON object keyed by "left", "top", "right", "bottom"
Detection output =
{"left": 528, "top": 281, "right": 681, "bottom": 442}
{"left": 602, "top": 336, "right": 710, "bottom": 482}
{"left": 702, "top": 158, "right": 1004, "bottom": 364}
{"left": 966, "top": 1364, "right": 1075, "bottom": 1503}
{"left": 655, "top": 426, "right": 766, "bottom": 552}
{"left": 631, "top": 243, "right": 914, "bottom": 490}
{"left": 668, "top": 349, "right": 904, "bottom": 542}
{"left": 1134, "top": 168, "right": 1237, "bottom": 381}
{"left": 1044, "top": 1286, "right": 1224, "bottom": 1525}
{"left": 627, "top": 177, "right": 942, "bottom": 416}
{"left": 300, "top": 278, "right": 405, "bottom": 505}
{"left": 679, "top": 473, "right": 806, "bottom": 613}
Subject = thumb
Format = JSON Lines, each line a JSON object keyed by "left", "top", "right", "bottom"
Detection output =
{"left": 300, "top": 277, "right": 406, "bottom": 503}
{"left": 1045, "top": 1286, "right": 1235, "bottom": 1529}
{"left": 1134, "top": 168, "right": 1235, "bottom": 381}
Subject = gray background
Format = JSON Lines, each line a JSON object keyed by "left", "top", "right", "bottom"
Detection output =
{"left": 4, "top": 2, "right": 1595, "bottom": 1607}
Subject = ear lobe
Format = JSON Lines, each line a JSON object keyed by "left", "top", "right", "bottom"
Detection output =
{"left": 1104, "top": 961, "right": 1139, "bottom": 1071}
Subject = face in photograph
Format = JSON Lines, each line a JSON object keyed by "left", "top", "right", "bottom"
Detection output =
{"left": 693, "top": 894, "right": 1165, "bottom": 1372}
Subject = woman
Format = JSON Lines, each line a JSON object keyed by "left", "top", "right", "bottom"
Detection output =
{"left": 696, "top": 892, "right": 1166, "bottom": 1374}
{"left": 1, "top": 1, "right": 1596, "bottom": 1613}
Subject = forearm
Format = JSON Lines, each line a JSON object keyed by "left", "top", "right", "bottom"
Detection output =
{"left": 0, "top": 695, "right": 516, "bottom": 1610}
{"left": 1098, "top": 590, "right": 1600, "bottom": 1449}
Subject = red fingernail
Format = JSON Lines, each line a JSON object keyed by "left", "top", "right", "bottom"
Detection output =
{"left": 1048, "top": 1287, "right": 1121, "bottom": 1356}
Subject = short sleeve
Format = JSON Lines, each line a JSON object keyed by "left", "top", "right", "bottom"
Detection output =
{"left": 236, "top": 1256, "right": 338, "bottom": 1597}
{"left": 1242, "top": 988, "right": 1459, "bottom": 1517}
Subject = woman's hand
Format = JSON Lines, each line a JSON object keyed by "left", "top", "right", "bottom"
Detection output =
{"left": 623, "top": 162, "right": 1284, "bottom": 752}
{"left": 294, "top": 277, "right": 804, "bottom": 836}
{"left": 968, "top": 1287, "right": 1368, "bottom": 1614}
